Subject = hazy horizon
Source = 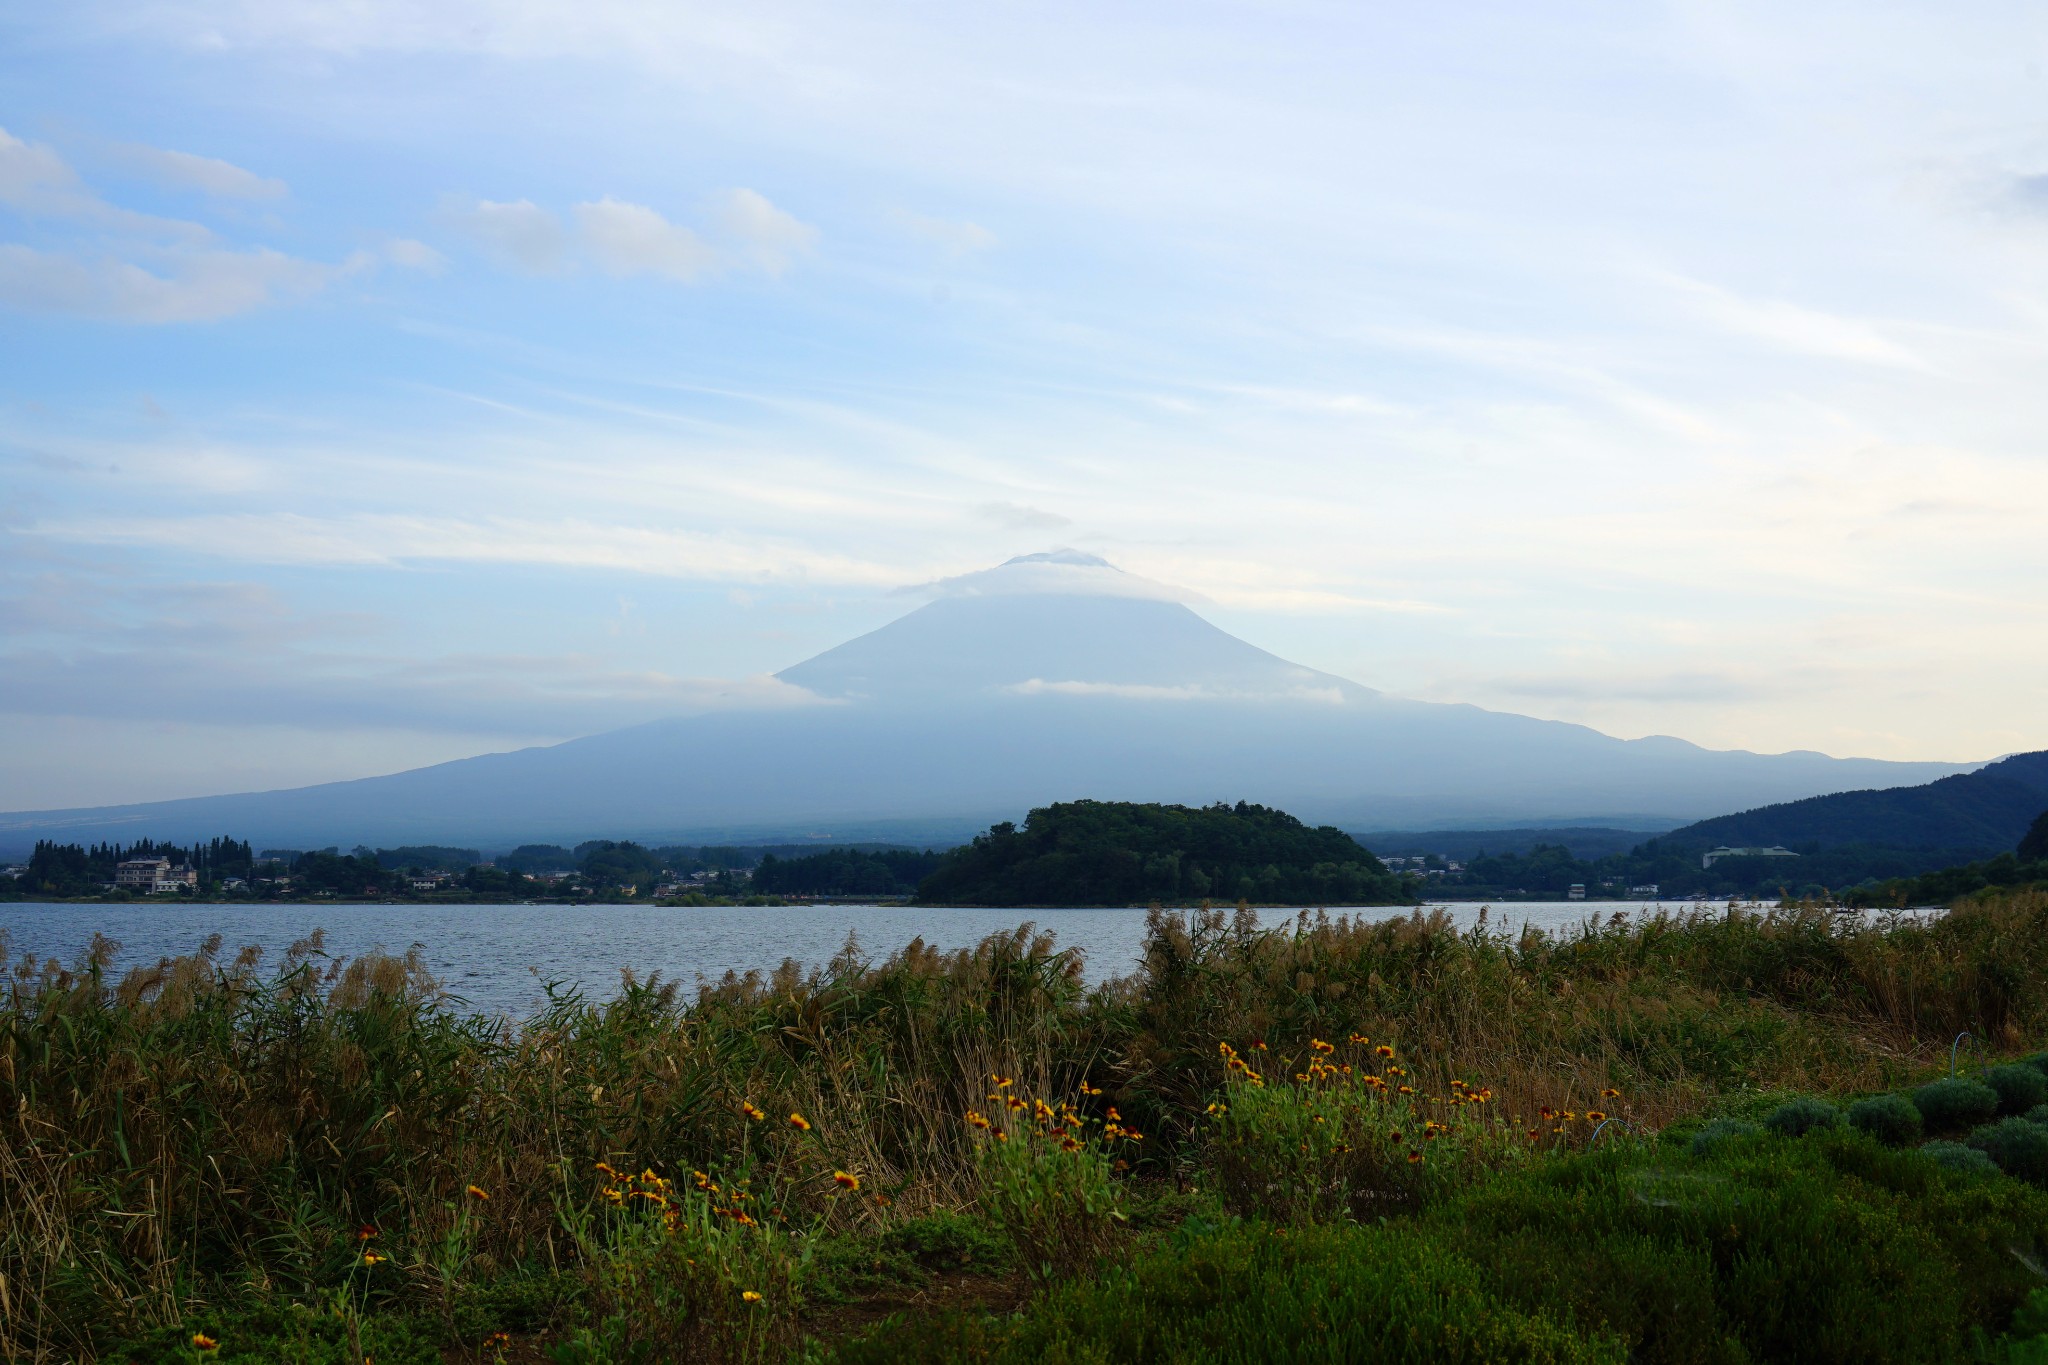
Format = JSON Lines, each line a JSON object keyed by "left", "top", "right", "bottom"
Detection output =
{"left": 6, "top": 3, "right": 2048, "bottom": 810}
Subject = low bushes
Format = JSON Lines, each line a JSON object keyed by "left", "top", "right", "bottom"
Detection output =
{"left": 1848, "top": 1093, "right": 1922, "bottom": 1146}
{"left": 1765, "top": 1095, "right": 1843, "bottom": 1137}
{"left": 1922, "top": 1142, "right": 2000, "bottom": 1177}
{"left": 836, "top": 1129, "right": 2048, "bottom": 1365}
{"left": 1985, "top": 1064, "right": 2048, "bottom": 1116}
{"left": 1969, "top": 1118, "right": 2048, "bottom": 1184}
{"left": 1689, "top": 1117, "right": 1761, "bottom": 1157}
{"left": 1915, "top": 1077, "right": 2002, "bottom": 1132}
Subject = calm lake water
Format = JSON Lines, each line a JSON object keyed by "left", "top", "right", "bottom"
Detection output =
{"left": 0, "top": 899, "right": 1743, "bottom": 1018}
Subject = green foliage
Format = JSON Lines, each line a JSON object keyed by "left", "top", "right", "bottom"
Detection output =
{"left": 2022, "top": 811, "right": 2048, "bottom": 864}
{"left": 1969, "top": 1118, "right": 2048, "bottom": 1184}
{"left": 752, "top": 848, "right": 943, "bottom": 897}
{"left": 837, "top": 1128, "right": 2048, "bottom": 1365}
{"left": 917, "top": 800, "right": 1410, "bottom": 906}
{"left": 1917, "top": 1078, "right": 2003, "bottom": 1132}
{"left": 370, "top": 844, "right": 482, "bottom": 872}
{"left": 1922, "top": 1141, "right": 2001, "bottom": 1176}
{"left": 832, "top": 1219, "right": 1625, "bottom": 1365}
{"left": 115, "top": 1299, "right": 442, "bottom": 1364}
{"left": 878, "top": 1210, "right": 1010, "bottom": 1271}
{"left": 1764, "top": 1095, "right": 1843, "bottom": 1137}
{"left": 967, "top": 1082, "right": 1129, "bottom": 1282}
{"left": 1848, "top": 1092, "right": 1923, "bottom": 1146}
{"left": 1984, "top": 1064, "right": 2048, "bottom": 1116}
{"left": 1688, "top": 1118, "right": 1762, "bottom": 1157}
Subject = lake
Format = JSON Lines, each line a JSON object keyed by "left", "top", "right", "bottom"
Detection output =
{"left": 0, "top": 898, "right": 1741, "bottom": 1018}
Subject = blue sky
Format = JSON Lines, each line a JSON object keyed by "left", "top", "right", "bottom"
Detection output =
{"left": 4, "top": 1, "right": 2048, "bottom": 808}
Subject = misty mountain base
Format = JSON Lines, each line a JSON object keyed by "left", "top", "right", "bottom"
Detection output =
{"left": 11, "top": 891, "right": 2048, "bottom": 1362}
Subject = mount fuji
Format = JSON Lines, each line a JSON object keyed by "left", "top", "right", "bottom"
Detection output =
{"left": 0, "top": 552, "right": 1979, "bottom": 850}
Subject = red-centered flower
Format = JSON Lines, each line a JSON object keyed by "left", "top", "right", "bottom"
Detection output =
{"left": 741, "top": 1101, "right": 766, "bottom": 1121}
{"left": 1376, "top": 1045, "right": 1395, "bottom": 1059}
{"left": 191, "top": 1334, "right": 219, "bottom": 1353}
{"left": 466, "top": 1184, "right": 491, "bottom": 1201}
{"left": 1603, "top": 1087, "right": 1622, "bottom": 1099}
{"left": 833, "top": 1170, "right": 861, "bottom": 1192}
{"left": 1407, "top": 1150, "right": 1423, "bottom": 1164}
{"left": 788, "top": 1112, "right": 811, "bottom": 1132}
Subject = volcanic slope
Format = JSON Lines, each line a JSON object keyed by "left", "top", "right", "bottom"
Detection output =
{"left": 0, "top": 552, "right": 1981, "bottom": 849}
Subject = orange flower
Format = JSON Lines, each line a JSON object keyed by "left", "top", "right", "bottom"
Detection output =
{"left": 1406, "top": 1149, "right": 1423, "bottom": 1164}
{"left": 1602, "top": 1087, "right": 1622, "bottom": 1099}
{"left": 1205, "top": 1101, "right": 1229, "bottom": 1116}
{"left": 1375, "top": 1045, "right": 1395, "bottom": 1059}
{"left": 466, "top": 1184, "right": 491, "bottom": 1201}
{"left": 788, "top": 1113, "right": 811, "bottom": 1132}
{"left": 1079, "top": 1082, "right": 1103, "bottom": 1096}
{"left": 357, "top": 1224, "right": 378, "bottom": 1241}
{"left": 362, "top": 1251, "right": 386, "bottom": 1265}
{"left": 191, "top": 1334, "right": 219, "bottom": 1353}
{"left": 990, "top": 1074, "right": 1013, "bottom": 1088}
{"left": 1311, "top": 1039, "right": 1334, "bottom": 1054}
{"left": 966, "top": 1110, "right": 991, "bottom": 1129}
{"left": 1348, "top": 1033, "right": 1369, "bottom": 1045}
{"left": 1587, "top": 1110, "right": 1608, "bottom": 1123}
{"left": 740, "top": 1101, "right": 766, "bottom": 1121}
{"left": 1106, "top": 1106, "right": 1122, "bottom": 1121}
{"left": 742, "top": 1290, "right": 764, "bottom": 1303}
{"left": 833, "top": 1170, "right": 861, "bottom": 1192}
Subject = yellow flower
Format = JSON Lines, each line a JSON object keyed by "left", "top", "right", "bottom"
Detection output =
{"left": 1205, "top": 1101, "right": 1229, "bottom": 1116}
{"left": 1079, "top": 1082, "right": 1103, "bottom": 1095}
{"left": 833, "top": 1170, "right": 861, "bottom": 1191}
{"left": 991, "top": 1074, "right": 1013, "bottom": 1088}
{"left": 1311, "top": 1038, "right": 1334, "bottom": 1054}
{"left": 192, "top": 1334, "right": 220, "bottom": 1352}
{"left": 741, "top": 1101, "right": 766, "bottom": 1121}
{"left": 466, "top": 1184, "right": 491, "bottom": 1201}
{"left": 1348, "top": 1033, "right": 1370, "bottom": 1045}
{"left": 1375, "top": 1045, "right": 1395, "bottom": 1059}
{"left": 788, "top": 1112, "right": 812, "bottom": 1132}
{"left": 1406, "top": 1149, "right": 1423, "bottom": 1164}
{"left": 1587, "top": 1110, "right": 1608, "bottom": 1123}
{"left": 1603, "top": 1087, "right": 1622, "bottom": 1099}
{"left": 742, "top": 1290, "right": 764, "bottom": 1303}
{"left": 362, "top": 1251, "right": 386, "bottom": 1265}
{"left": 966, "top": 1109, "right": 991, "bottom": 1129}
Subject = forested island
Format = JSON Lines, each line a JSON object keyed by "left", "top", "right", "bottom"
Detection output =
{"left": 916, "top": 799, "right": 1412, "bottom": 906}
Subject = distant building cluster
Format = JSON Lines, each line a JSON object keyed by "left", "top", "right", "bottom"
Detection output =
{"left": 1380, "top": 855, "right": 1464, "bottom": 879}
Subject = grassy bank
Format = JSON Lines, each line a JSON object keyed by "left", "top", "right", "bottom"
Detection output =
{"left": 5, "top": 893, "right": 2048, "bottom": 1362}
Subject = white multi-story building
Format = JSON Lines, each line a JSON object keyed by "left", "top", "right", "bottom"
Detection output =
{"left": 114, "top": 858, "right": 198, "bottom": 891}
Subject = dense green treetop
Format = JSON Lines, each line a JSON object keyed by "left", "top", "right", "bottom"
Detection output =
{"left": 916, "top": 800, "right": 1411, "bottom": 907}
{"left": 2022, "top": 810, "right": 2048, "bottom": 864}
{"left": 752, "top": 848, "right": 943, "bottom": 897}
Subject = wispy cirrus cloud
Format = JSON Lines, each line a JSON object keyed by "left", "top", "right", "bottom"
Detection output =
{"left": 445, "top": 189, "right": 815, "bottom": 282}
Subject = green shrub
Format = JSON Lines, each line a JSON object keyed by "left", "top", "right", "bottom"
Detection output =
{"left": 1847, "top": 1093, "right": 1923, "bottom": 1147}
{"left": 1922, "top": 1141, "right": 2001, "bottom": 1176}
{"left": 832, "top": 1219, "right": 1626, "bottom": 1365}
{"left": 1764, "top": 1096, "right": 1843, "bottom": 1138}
{"left": 116, "top": 1302, "right": 442, "bottom": 1365}
{"left": 1985, "top": 1065, "right": 2048, "bottom": 1116}
{"left": 878, "top": 1210, "right": 1010, "bottom": 1271}
{"left": 2021, "top": 1053, "right": 2048, "bottom": 1078}
{"left": 1970, "top": 1118, "right": 2048, "bottom": 1184}
{"left": 2027, "top": 1103, "right": 2048, "bottom": 1127}
{"left": 1915, "top": 1078, "right": 2001, "bottom": 1132}
{"left": 1689, "top": 1117, "right": 1762, "bottom": 1157}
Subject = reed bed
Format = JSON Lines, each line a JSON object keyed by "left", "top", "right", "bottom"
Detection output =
{"left": 3, "top": 892, "right": 2045, "bottom": 1361}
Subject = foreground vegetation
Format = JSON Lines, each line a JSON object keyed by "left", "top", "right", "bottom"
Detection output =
{"left": 7, "top": 892, "right": 2048, "bottom": 1361}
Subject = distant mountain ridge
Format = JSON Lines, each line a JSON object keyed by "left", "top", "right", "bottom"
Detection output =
{"left": 0, "top": 551, "right": 1996, "bottom": 853}
{"left": 1663, "top": 750, "right": 2048, "bottom": 853}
